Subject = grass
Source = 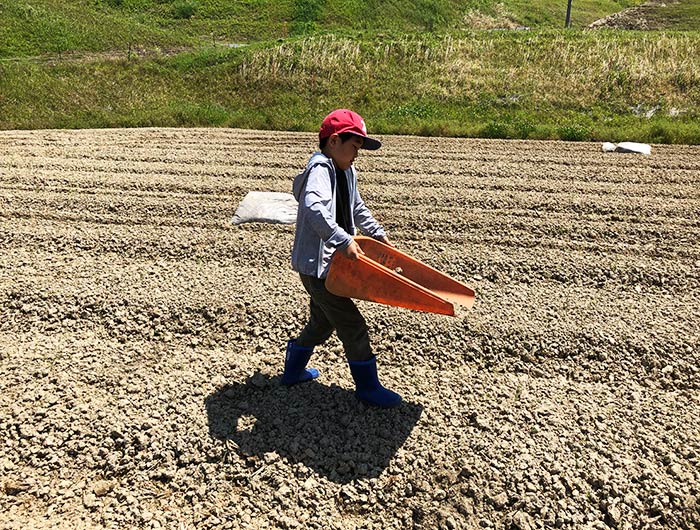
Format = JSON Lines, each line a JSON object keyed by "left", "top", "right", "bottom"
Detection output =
{"left": 0, "top": 1, "right": 194, "bottom": 58}
{"left": 501, "top": 0, "right": 643, "bottom": 28}
{"left": 642, "top": 1, "right": 700, "bottom": 30}
{"left": 0, "top": 0, "right": 649, "bottom": 59}
{"left": 2, "top": 31, "right": 699, "bottom": 143}
{"left": 2, "top": 1, "right": 700, "bottom": 143}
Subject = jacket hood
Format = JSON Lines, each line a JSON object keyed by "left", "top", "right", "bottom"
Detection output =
{"left": 293, "top": 152, "right": 332, "bottom": 201}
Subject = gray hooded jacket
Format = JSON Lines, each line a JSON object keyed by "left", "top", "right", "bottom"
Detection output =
{"left": 291, "top": 152, "right": 386, "bottom": 278}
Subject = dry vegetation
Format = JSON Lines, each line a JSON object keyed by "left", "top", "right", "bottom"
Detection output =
{"left": 1, "top": 128, "right": 699, "bottom": 529}
{"left": 240, "top": 32, "right": 700, "bottom": 110}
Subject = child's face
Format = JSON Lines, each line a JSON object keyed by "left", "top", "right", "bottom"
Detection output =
{"left": 326, "top": 134, "right": 364, "bottom": 170}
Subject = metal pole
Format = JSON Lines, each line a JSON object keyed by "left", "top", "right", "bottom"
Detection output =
{"left": 565, "top": 0, "right": 573, "bottom": 28}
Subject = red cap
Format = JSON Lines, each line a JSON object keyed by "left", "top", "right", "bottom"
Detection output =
{"left": 319, "top": 109, "right": 382, "bottom": 150}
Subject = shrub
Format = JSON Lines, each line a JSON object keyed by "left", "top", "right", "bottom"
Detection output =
{"left": 172, "top": 0, "right": 198, "bottom": 20}
{"left": 558, "top": 123, "right": 590, "bottom": 141}
{"left": 482, "top": 121, "right": 511, "bottom": 139}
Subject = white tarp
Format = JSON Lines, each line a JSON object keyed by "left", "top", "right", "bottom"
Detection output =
{"left": 231, "top": 191, "right": 298, "bottom": 225}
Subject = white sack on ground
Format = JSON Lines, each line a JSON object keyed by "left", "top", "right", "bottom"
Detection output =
{"left": 231, "top": 191, "right": 298, "bottom": 225}
{"left": 601, "top": 141, "right": 652, "bottom": 155}
{"left": 616, "top": 142, "right": 652, "bottom": 155}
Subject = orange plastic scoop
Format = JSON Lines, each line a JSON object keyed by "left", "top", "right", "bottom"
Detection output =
{"left": 325, "top": 236, "right": 475, "bottom": 316}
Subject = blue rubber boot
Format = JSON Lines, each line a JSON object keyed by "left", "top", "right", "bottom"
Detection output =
{"left": 281, "top": 339, "right": 319, "bottom": 386}
{"left": 348, "top": 356, "right": 402, "bottom": 408}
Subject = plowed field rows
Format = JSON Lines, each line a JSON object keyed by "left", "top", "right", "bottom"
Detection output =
{"left": 1, "top": 128, "right": 698, "bottom": 529}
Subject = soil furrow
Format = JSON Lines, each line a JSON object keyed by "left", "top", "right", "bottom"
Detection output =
{"left": 1, "top": 128, "right": 698, "bottom": 530}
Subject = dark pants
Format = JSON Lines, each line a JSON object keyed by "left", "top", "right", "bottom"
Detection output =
{"left": 296, "top": 273, "right": 372, "bottom": 362}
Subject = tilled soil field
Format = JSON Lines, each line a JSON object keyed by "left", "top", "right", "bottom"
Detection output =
{"left": 0, "top": 128, "right": 698, "bottom": 530}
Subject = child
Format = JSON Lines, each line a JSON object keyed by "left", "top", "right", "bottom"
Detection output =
{"left": 282, "top": 109, "right": 401, "bottom": 408}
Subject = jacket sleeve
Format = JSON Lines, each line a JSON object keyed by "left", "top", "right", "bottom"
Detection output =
{"left": 352, "top": 171, "right": 386, "bottom": 239}
{"left": 301, "top": 165, "right": 354, "bottom": 249}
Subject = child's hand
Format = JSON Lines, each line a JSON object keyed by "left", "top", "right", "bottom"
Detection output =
{"left": 377, "top": 235, "right": 393, "bottom": 247}
{"left": 341, "top": 240, "right": 365, "bottom": 260}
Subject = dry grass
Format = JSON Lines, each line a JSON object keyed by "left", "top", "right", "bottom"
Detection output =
{"left": 235, "top": 32, "right": 700, "bottom": 110}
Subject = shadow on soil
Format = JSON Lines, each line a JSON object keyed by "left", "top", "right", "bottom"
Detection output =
{"left": 205, "top": 372, "right": 423, "bottom": 484}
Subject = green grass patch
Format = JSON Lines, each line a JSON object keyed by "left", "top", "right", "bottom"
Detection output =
{"left": 2, "top": 31, "right": 699, "bottom": 144}
{"left": 642, "top": 0, "right": 700, "bottom": 30}
{"left": 0, "top": 0, "right": 654, "bottom": 60}
{"left": 0, "top": 0, "right": 195, "bottom": 58}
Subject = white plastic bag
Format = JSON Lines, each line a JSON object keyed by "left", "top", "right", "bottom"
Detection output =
{"left": 231, "top": 191, "right": 298, "bottom": 225}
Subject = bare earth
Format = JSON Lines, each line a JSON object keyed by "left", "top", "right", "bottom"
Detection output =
{"left": 0, "top": 128, "right": 698, "bottom": 530}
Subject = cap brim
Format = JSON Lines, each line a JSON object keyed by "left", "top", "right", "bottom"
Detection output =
{"left": 361, "top": 136, "right": 382, "bottom": 150}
